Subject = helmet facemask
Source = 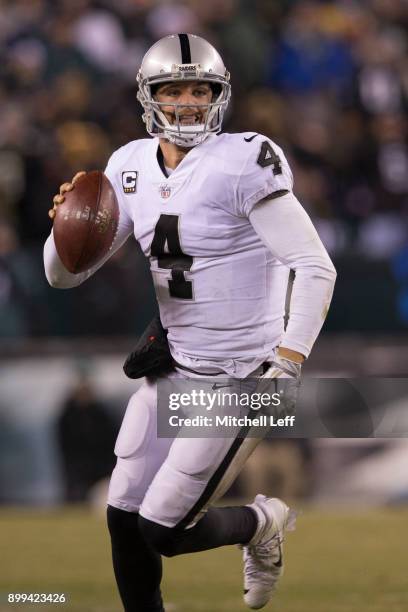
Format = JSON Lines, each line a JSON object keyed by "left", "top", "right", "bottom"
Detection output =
{"left": 137, "top": 69, "right": 231, "bottom": 147}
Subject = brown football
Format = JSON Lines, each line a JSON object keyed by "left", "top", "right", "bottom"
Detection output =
{"left": 53, "top": 171, "right": 119, "bottom": 274}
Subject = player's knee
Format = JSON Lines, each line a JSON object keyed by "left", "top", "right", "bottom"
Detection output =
{"left": 138, "top": 515, "right": 179, "bottom": 557}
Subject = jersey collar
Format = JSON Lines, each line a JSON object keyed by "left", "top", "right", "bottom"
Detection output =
{"left": 148, "top": 135, "right": 217, "bottom": 183}
{"left": 156, "top": 145, "right": 169, "bottom": 178}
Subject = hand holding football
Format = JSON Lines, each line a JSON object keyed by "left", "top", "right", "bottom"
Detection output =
{"left": 52, "top": 171, "right": 119, "bottom": 274}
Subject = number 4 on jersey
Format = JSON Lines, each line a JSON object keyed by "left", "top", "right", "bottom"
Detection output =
{"left": 257, "top": 141, "right": 282, "bottom": 175}
{"left": 151, "top": 214, "right": 193, "bottom": 300}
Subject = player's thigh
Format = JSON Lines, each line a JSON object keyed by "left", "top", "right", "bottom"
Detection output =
{"left": 140, "top": 431, "right": 263, "bottom": 528}
{"left": 108, "top": 378, "right": 173, "bottom": 512}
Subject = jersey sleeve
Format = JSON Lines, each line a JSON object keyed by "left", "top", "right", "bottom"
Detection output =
{"left": 43, "top": 146, "right": 136, "bottom": 289}
{"left": 235, "top": 136, "right": 294, "bottom": 218}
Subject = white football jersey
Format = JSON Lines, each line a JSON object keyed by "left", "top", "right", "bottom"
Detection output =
{"left": 105, "top": 133, "right": 294, "bottom": 376}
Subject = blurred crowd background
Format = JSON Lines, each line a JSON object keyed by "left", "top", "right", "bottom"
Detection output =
{"left": 1, "top": 0, "right": 408, "bottom": 508}
{"left": 1, "top": 0, "right": 408, "bottom": 338}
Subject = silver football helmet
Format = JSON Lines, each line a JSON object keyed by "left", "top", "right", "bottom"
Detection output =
{"left": 137, "top": 33, "right": 231, "bottom": 147}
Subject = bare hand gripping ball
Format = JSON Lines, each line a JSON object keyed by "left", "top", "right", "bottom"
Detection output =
{"left": 53, "top": 171, "right": 119, "bottom": 274}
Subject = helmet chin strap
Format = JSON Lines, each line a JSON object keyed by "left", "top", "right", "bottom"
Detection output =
{"left": 163, "top": 124, "right": 209, "bottom": 147}
{"left": 155, "top": 106, "right": 210, "bottom": 147}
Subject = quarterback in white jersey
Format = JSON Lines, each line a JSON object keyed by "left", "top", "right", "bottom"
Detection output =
{"left": 45, "top": 34, "right": 336, "bottom": 612}
{"left": 104, "top": 132, "right": 297, "bottom": 376}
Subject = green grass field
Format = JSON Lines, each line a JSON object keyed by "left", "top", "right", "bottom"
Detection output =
{"left": 1, "top": 506, "right": 407, "bottom": 612}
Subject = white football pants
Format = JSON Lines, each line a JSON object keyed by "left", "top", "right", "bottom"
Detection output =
{"left": 107, "top": 374, "right": 266, "bottom": 528}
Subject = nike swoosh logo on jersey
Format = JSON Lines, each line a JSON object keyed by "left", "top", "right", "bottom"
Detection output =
{"left": 211, "top": 383, "right": 232, "bottom": 390}
{"left": 244, "top": 133, "right": 259, "bottom": 142}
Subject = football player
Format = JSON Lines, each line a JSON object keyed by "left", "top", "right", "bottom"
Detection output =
{"left": 44, "top": 34, "right": 336, "bottom": 611}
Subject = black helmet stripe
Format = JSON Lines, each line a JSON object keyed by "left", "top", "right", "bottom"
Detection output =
{"left": 178, "top": 33, "right": 191, "bottom": 63}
